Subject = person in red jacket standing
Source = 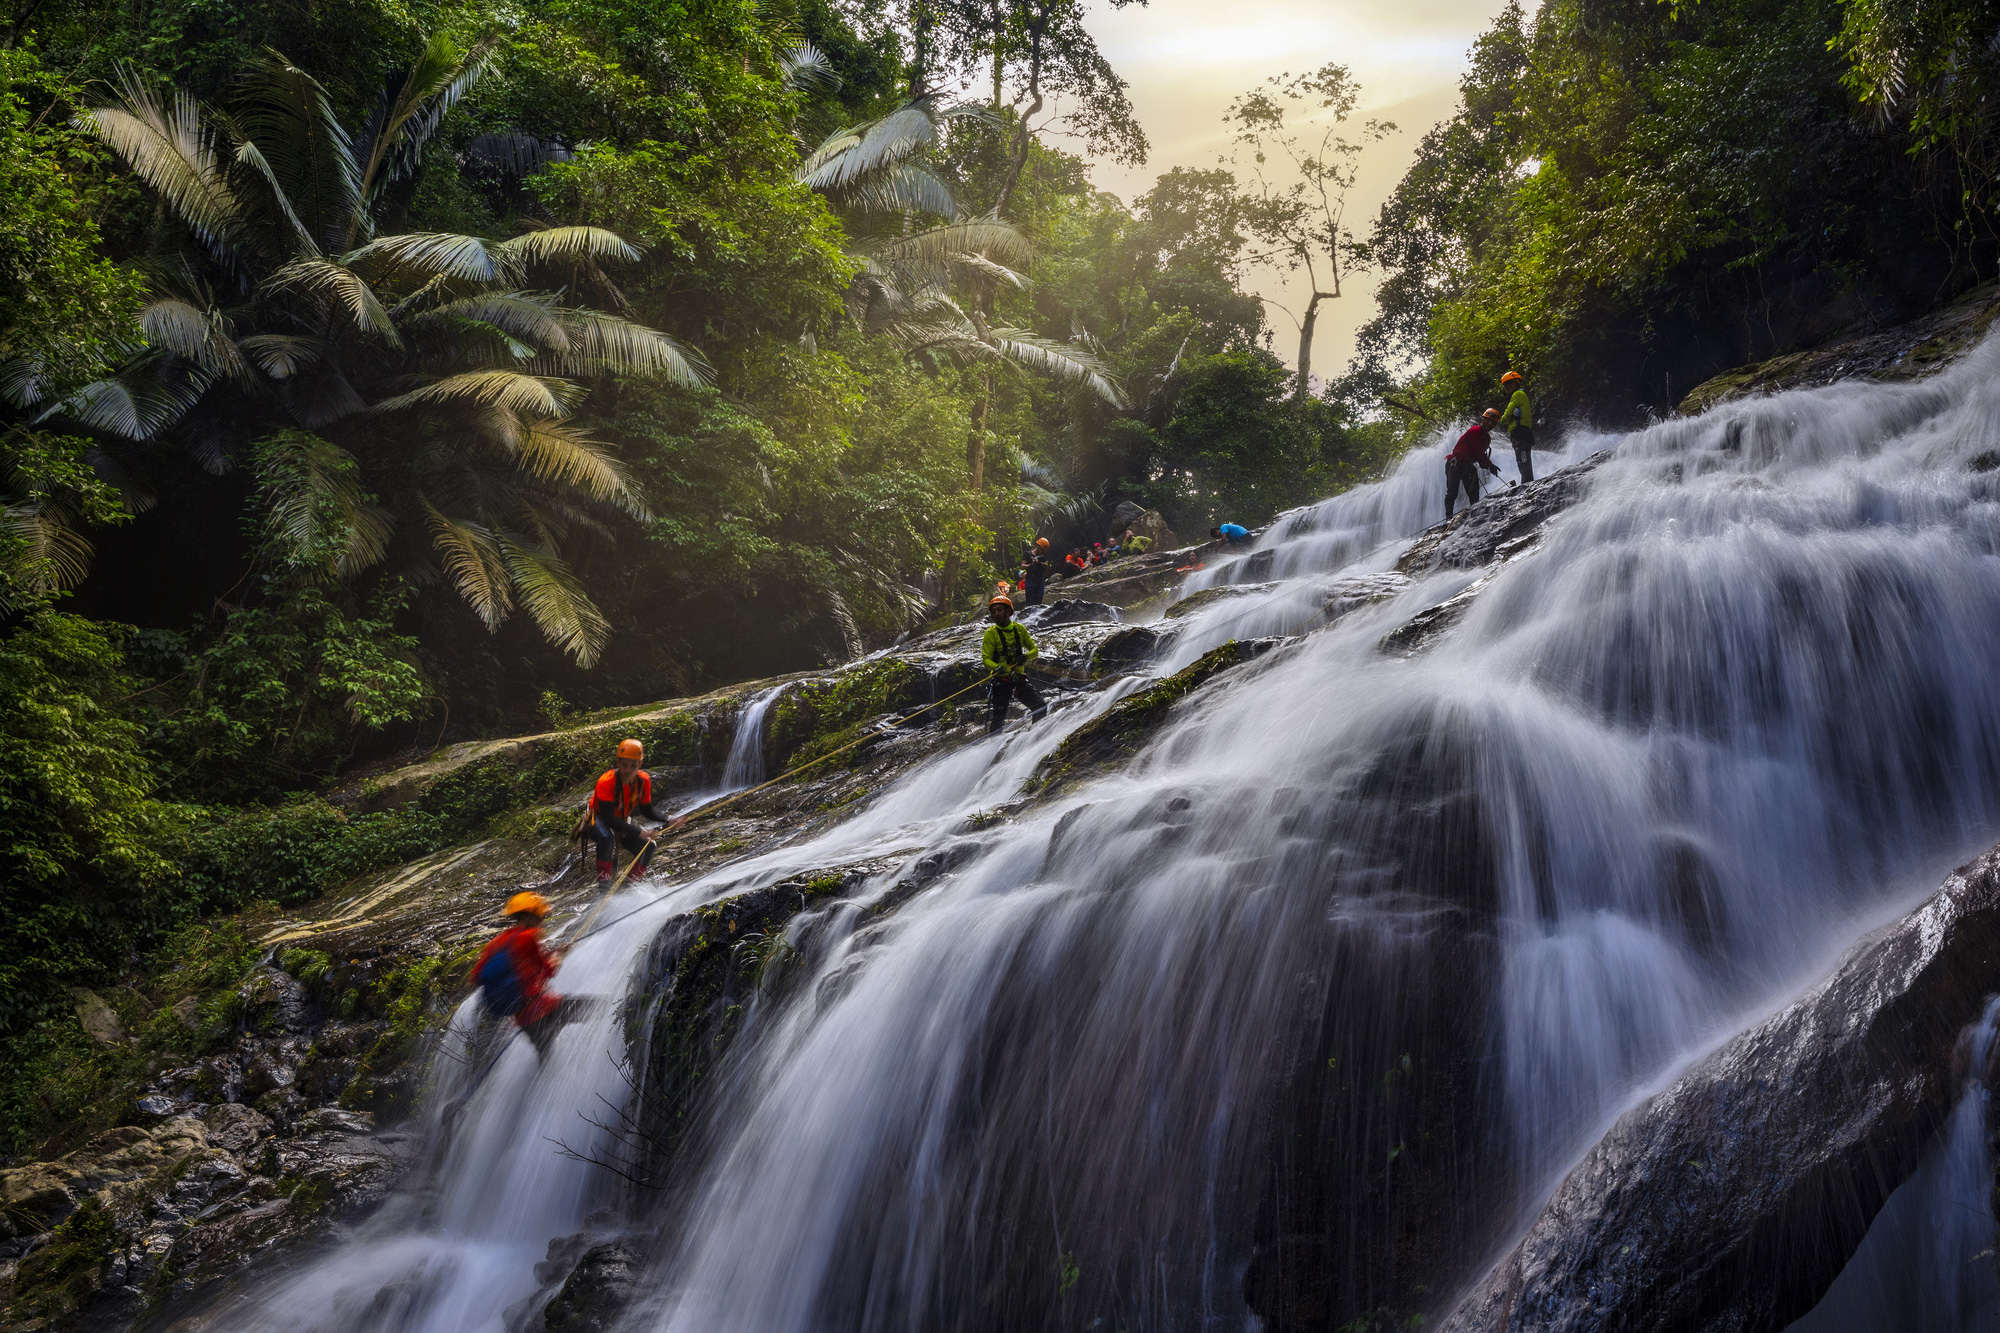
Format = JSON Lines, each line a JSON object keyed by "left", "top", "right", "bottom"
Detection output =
{"left": 591, "top": 738, "right": 660, "bottom": 886}
{"left": 1446, "top": 408, "right": 1505, "bottom": 520}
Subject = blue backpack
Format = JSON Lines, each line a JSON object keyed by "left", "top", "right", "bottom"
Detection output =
{"left": 474, "top": 940, "right": 525, "bottom": 1018}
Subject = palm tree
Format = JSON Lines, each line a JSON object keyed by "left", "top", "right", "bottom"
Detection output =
{"left": 798, "top": 99, "right": 1125, "bottom": 415}
{"left": 44, "top": 40, "right": 702, "bottom": 665}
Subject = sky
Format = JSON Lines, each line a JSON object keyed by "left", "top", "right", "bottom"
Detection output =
{"left": 1079, "top": 0, "right": 1513, "bottom": 377}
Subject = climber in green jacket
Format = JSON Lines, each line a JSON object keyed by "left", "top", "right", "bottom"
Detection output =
{"left": 1500, "top": 370, "right": 1537, "bottom": 483}
{"left": 981, "top": 594, "right": 1048, "bottom": 735}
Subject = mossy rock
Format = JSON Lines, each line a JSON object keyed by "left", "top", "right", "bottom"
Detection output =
{"left": 1031, "top": 639, "right": 1277, "bottom": 795}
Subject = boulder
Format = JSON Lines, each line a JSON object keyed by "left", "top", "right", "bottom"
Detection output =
{"left": 1440, "top": 845, "right": 2000, "bottom": 1333}
{"left": 542, "top": 1242, "right": 644, "bottom": 1332}
{"left": 72, "top": 989, "right": 127, "bottom": 1045}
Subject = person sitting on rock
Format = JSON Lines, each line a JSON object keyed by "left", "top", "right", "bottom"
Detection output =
{"left": 1210, "top": 523, "right": 1250, "bottom": 544}
{"left": 1445, "top": 409, "right": 1505, "bottom": 520}
{"left": 590, "top": 739, "right": 659, "bottom": 887}
{"left": 982, "top": 595, "right": 1048, "bottom": 735}
{"left": 468, "top": 893, "right": 585, "bottom": 1060}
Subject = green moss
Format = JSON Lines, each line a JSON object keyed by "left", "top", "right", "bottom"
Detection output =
{"left": 764, "top": 662, "right": 926, "bottom": 775}
{"left": 278, "top": 948, "right": 332, "bottom": 984}
{"left": 10, "top": 1196, "right": 113, "bottom": 1320}
{"left": 1032, "top": 641, "right": 1261, "bottom": 794}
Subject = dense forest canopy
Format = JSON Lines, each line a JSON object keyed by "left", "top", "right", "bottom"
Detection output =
{"left": 4, "top": 0, "right": 2000, "bottom": 1088}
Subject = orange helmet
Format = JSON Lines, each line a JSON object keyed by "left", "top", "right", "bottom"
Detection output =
{"left": 504, "top": 891, "right": 550, "bottom": 919}
{"left": 989, "top": 594, "right": 1014, "bottom": 610}
{"left": 1481, "top": 407, "right": 1502, "bottom": 422}
{"left": 1501, "top": 370, "right": 1524, "bottom": 387}
{"left": 1035, "top": 537, "right": 1050, "bottom": 548}
{"left": 616, "top": 738, "right": 643, "bottom": 761}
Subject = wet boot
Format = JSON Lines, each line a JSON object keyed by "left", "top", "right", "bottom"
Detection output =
{"left": 596, "top": 859, "right": 614, "bottom": 886}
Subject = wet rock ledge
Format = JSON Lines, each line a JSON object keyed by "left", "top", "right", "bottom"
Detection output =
{"left": 1441, "top": 846, "right": 2000, "bottom": 1333}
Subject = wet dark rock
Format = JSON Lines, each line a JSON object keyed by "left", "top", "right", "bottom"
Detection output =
{"left": 1319, "top": 573, "right": 1410, "bottom": 625}
{"left": 1164, "top": 581, "right": 1279, "bottom": 620}
{"left": 1396, "top": 452, "right": 1611, "bottom": 578}
{"left": 635, "top": 859, "right": 911, "bottom": 1182}
{"left": 1018, "top": 598, "right": 1120, "bottom": 627}
{"left": 542, "top": 1241, "right": 643, "bottom": 1332}
{"left": 1678, "top": 281, "right": 2000, "bottom": 415}
{"left": 1089, "top": 623, "right": 1179, "bottom": 678}
{"left": 1441, "top": 845, "right": 2000, "bottom": 1333}
{"left": 1031, "top": 638, "right": 1280, "bottom": 795}
{"left": 1378, "top": 575, "right": 1494, "bottom": 656}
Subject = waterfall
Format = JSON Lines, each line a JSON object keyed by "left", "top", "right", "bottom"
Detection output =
{"left": 720, "top": 685, "right": 782, "bottom": 791}
{"left": 1787, "top": 995, "right": 2000, "bottom": 1331}
{"left": 206, "top": 333, "right": 2000, "bottom": 1331}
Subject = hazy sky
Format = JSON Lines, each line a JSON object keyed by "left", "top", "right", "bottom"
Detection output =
{"left": 1079, "top": 0, "right": 1511, "bottom": 376}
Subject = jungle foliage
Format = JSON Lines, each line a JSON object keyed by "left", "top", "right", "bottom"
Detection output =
{"left": 1349, "top": 0, "right": 1993, "bottom": 430}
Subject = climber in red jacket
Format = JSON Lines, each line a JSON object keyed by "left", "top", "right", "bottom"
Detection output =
{"left": 1445, "top": 408, "right": 1505, "bottom": 520}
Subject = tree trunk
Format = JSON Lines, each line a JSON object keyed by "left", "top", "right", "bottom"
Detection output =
{"left": 969, "top": 373, "right": 992, "bottom": 490}
{"left": 1295, "top": 291, "right": 1329, "bottom": 400}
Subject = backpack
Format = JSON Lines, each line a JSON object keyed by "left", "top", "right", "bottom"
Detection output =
{"left": 474, "top": 938, "right": 525, "bottom": 1018}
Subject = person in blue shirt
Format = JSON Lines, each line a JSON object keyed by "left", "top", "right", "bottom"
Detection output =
{"left": 1210, "top": 523, "right": 1250, "bottom": 544}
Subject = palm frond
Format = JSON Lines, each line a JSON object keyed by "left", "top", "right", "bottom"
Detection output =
{"left": 779, "top": 40, "right": 841, "bottom": 94}
{"left": 74, "top": 68, "right": 245, "bottom": 272}
{"left": 401, "top": 292, "right": 565, "bottom": 347}
{"left": 465, "top": 131, "right": 572, "bottom": 177}
{"left": 950, "top": 251, "right": 1031, "bottom": 290}
{"left": 424, "top": 502, "right": 510, "bottom": 629}
{"left": 498, "top": 535, "right": 609, "bottom": 666}
{"left": 860, "top": 218, "right": 1032, "bottom": 292}
{"left": 840, "top": 161, "right": 959, "bottom": 217}
{"left": 45, "top": 368, "right": 210, "bottom": 440}
{"left": 345, "top": 231, "right": 499, "bottom": 282}
{"left": 352, "top": 34, "right": 497, "bottom": 238}
{"left": 214, "top": 121, "right": 319, "bottom": 259}
{"left": 493, "top": 226, "right": 643, "bottom": 271}
{"left": 254, "top": 428, "right": 391, "bottom": 574}
{"left": 375, "top": 370, "right": 582, "bottom": 418}
{"left": 265, "top": 258, "right": 402, "bottom": 343}
{"left": 513, "top": 419, "right": 647, "bottom": 515}
{"left": 798, "top": 102, "right": 941, "bottom": 192}
{"left": 234, "top": 50, "right": 361, "bottom": 253}
{"left": 2, "top": 503, "right": 95, "bottom": 595}
{"left": 239, "top": 333, "right": 326, "bottom": 378}
{"left": 536, "top": 310, "right": 708, "bottom": 384}
{"left": 985, "top": 328, "right": 1127, "bottom": 406}
{"left": 140, "top": 297, "right": 251, "bottom": 381}
{"left": 0, "top": 358, "right": 47, "bottom": 408}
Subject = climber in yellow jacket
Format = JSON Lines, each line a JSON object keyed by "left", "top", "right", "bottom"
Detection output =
{"left": 981, "top": 595, "right": 1048, "bottom": 735}
{"left": 1500, "top": 370, "right": 1537, "bottom": 483}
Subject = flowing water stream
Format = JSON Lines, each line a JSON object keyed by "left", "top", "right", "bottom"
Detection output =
{"left": 212, "top": 336, "right": 2000, "bottom": 1330}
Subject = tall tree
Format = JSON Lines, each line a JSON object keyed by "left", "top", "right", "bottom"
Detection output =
{"left": 1225, "top": 63, "right": 1392, "bottom": 399}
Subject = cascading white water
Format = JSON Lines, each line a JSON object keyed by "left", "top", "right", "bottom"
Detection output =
{"left": 210, "top": 333, "right": 2000, "bottom": 1331}
{"left": 1788, "top": 995, "right": 2000, "bottom": 1331}
{"left": 719, "top": 686, "right": 782, "bottom": 791}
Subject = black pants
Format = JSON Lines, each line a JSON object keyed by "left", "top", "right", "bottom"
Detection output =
{"left": 593, "top": 810, "right": 654, "bottom": 872}
{"left": 522, "top": 995, "right": 600, "bottom": 1060}
{"left": 1511, "top": 426, "right": 1537, "bottom": 483}
{"left": 1444, "top": 458, "right": 1483, "bottom": 518}
{"left": 1024, "top": 581, "right": 1045, "bottom": 606}
{"left": 988, "top": 676, "right": 1048, "bottom": 734}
